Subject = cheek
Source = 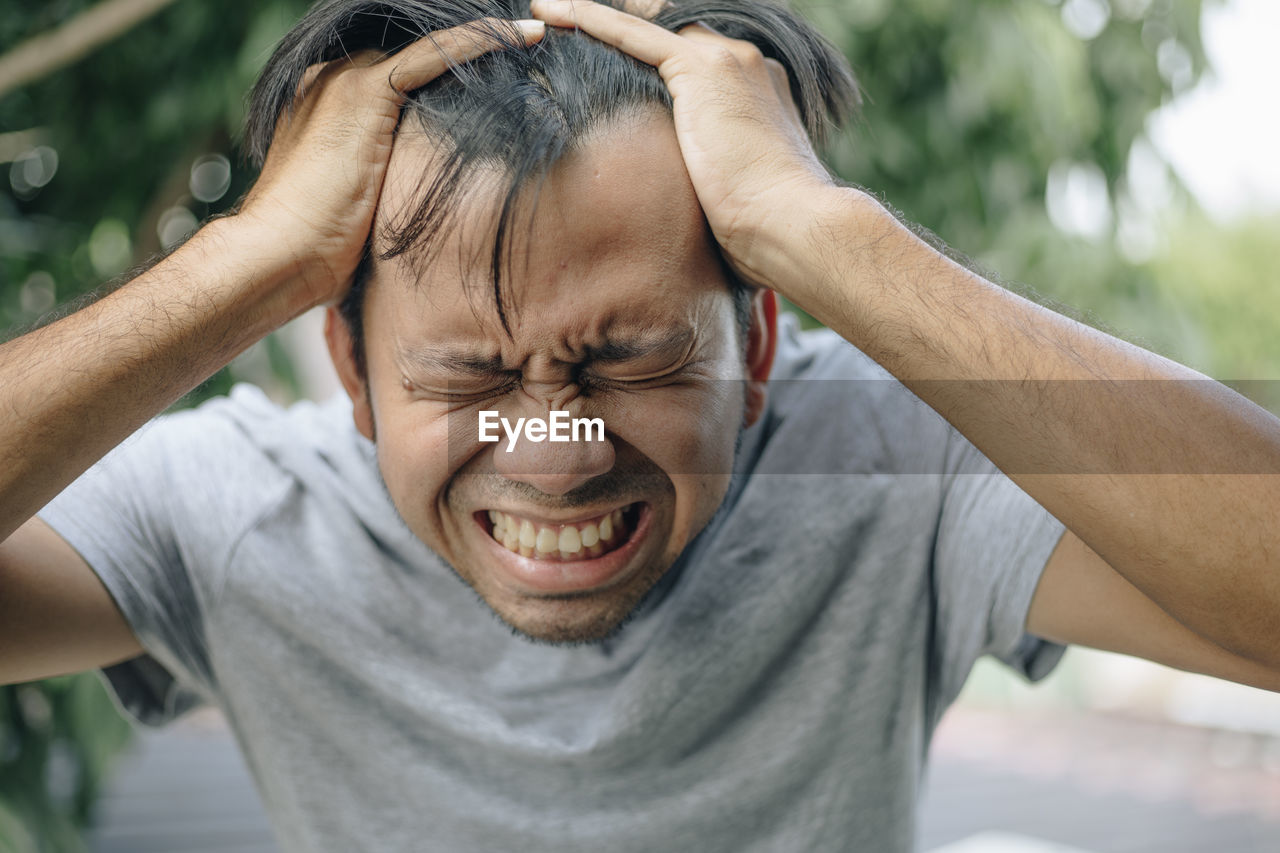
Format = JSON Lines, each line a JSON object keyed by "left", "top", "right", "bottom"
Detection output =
{"left": 371, "top": 399, "right": 479, "bottom": 522}
{"left": 614, "top": 380, "right": 744, "bottom": 478}
{"left": 625, "top": 384, "right": 740, "bottom": 553}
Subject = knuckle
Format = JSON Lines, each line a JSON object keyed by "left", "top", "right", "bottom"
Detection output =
{"left": 705, "top": 45, "right": 740, "bottom": 70}
{"left": 294, "top": 64, "right": 326, "bottom": 100}
{"left": 764, "top": 58, "right": 790, "bottom": 87}
{"left": 734, "top": 42, "right": 767, "bottom": 68}
{"left": 337, "top": 66, "right": 377, "bottom": 96}
{"left": 622, "top": 0, "right": 670, "bottom": 20}
{"left": 702, "top": 39, "right": 765, "bottom": 73}
{"left": 348, "top": 48, "right": 386, "bottom": 68}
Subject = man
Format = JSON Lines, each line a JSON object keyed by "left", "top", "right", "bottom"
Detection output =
{"left": 1, "top": 0, "right": 1277, "bottom": 850}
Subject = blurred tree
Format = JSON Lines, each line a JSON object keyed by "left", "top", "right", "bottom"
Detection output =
{"left": 0, "top": 1, "right": 308, "bottom": 849}
{"left": 797, "top": 0, "right": 1217, "bottom": 358}
{"left": 816, "top": 0, "right": 1207, "bottom": 239}
{"left": 0, "top": 0, "right": 181, "bottom": 98}
{"left": 0, "top": 0, "right": 311, "bottom": 374}
{"left": 1141, "top": 211, "right": 1280, "bottom": 406}
{"left": 0, "top": 0, "right": 1223, "bottom": 848}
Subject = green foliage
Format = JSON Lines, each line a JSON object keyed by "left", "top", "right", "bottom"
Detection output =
{"left": 808, "top": 0, "right": 1208, "bottom": 253}
{"left": 801, "top": 0, "right": 1219, "bottom": 360}
{"left": 0, "top": 678, "right": 131, "bottom": 852}
{"left": 1145, "top": 213, "right": 1280, "bottom": 380}
{"left": 1118, "top": 211, "right": 1280, "bottom": 421}
{"left": 1, "top": 0, "right": 310, "bottom": 341}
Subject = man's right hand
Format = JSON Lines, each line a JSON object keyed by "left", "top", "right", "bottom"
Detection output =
{"left": 0, "top": 18, "right": 543, "bottom": 685}
{"left": 237, "top": 18, "right": 546, "bottom": 307}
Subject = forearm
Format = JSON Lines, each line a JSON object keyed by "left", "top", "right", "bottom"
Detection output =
{"left": 0, "top": 216, "right": 310, "bottom": 542}
{"left": 782, "top": 188, "right": 1280, "bottom": 666}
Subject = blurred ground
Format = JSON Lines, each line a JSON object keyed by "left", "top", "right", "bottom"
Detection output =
{"left": 919, "top": 708, "right": 1280, "bottom": 852}
{"left": 83, "top": 704, "right": 1280, "bottom": 853}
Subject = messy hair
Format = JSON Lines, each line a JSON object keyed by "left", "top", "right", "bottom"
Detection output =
{"left": 243, "top": 0, "right": 859, "bottom": 372}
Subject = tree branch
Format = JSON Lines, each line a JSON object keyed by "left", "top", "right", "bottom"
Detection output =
{"left": 0, "top": 129, "right": 49, "bottom": 162}
{"left": 0, "top": 0, "right": 181, "bottom": 100}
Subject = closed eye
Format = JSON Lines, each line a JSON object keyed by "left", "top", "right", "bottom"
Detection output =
{"left": 579, "top": 367, "right": 687, "bottom": 392}
{"left": 416, "top": 376, "right": 521, "bottom": 403}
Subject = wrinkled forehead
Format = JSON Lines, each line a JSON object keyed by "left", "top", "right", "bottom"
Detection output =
{"left": 370, "top": 112, "right": 723, "bottom": 314}
{"left": 374, "top": 132, "right": 510, "bottom": 286}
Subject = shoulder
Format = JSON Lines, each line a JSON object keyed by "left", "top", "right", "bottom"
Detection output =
{"left": 747, "top": 313, "right": 954, "bottom": 476}
{"left": 111, "top": 384, "right": 344, "bottom": 485}
{"left": 144, "top": 383, "right": 366, "bottom": 470}
{"left": 46, "top": 385, "right": 377, "bottom": 550}
{"left": 769, "top": 311, "right": 887, "bottom": 382}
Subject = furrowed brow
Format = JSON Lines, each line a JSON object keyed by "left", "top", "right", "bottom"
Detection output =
{"left": 396, "top": 327, "right": 696, "bottom": 374}
{"left": 588, "top": 327, "right": 695, "bottom": 364}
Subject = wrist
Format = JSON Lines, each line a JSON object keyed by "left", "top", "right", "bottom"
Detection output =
{"left": 752, "top": 184, "right": 879, "bottom": 305}
{"left": 188, "top": 213, "right": 323, "bottom": 321}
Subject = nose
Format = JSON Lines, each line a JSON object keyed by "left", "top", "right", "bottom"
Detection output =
{"left": 490, "top": 408, "right": 616, "bottom": 496}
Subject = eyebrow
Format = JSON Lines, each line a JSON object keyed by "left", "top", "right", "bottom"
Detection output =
{"left": 398, "top": 346, "right": 507, "bottom": 376}
{"left": 398, "top": 327, "right": 695, "bottom": 374}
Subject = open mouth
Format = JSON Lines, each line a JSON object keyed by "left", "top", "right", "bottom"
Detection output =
{"left": 480, "top": 503, "right": 642, "bottom": 562}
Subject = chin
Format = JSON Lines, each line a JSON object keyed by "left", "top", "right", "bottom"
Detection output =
{"left": 443, "top": 497, "right": 678, "bottom": 643}
{"left": 479, "top": 560, "right": 672, "bottom": 646}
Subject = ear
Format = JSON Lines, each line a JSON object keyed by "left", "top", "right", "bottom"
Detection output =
{"left": 743, "top": 289, "right": 778, "bottom": 429}
{"left": 323, "top": 306, "right": 375, "bottom": 441}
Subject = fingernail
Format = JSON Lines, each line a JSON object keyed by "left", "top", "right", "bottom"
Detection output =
{"left": 516, "top": 19, "right": 546, "bottom": 37}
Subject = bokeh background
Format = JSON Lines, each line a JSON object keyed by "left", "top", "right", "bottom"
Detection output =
{"left": 1, "top": 0, "right": 1278, "bottom": 850}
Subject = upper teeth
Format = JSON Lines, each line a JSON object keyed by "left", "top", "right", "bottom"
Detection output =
{"left": 488, "top": 506, "right": 629, "bottom": 560}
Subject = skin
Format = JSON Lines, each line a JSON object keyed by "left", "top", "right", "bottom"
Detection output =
{"left": 0, "top": 1, "right": 1277, "bottom": 696}
{"left": 326, "top": 117, "right": 774, "bottom": 642}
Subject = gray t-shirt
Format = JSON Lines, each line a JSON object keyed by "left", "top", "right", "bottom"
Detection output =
{"left": 41, "top": 315, "right": 1065, "bottom": 852}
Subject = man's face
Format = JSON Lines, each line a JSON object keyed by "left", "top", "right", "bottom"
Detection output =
{"left": 327, "top": 114, "right": 772, "bottom": 643}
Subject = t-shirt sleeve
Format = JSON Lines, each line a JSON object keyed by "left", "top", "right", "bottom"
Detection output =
{"left": 36, "top": 391, "right": 285, "bottom": 726}
{"left": 766, "top": 318, "right": 1068, "bottom": 706}
{"left": 930, "top": 433, "right": 1068, "bottom": 706}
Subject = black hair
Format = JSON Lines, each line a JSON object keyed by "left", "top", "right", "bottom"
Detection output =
{"left": 243, "top": 0, "right": 859, "bottom": 374}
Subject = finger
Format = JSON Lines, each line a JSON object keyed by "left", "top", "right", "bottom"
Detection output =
{"left": 297, "top": 48, "right": 385, "bottom": 102}
{"left": 381, "top": 18, "right": 546, "bottom": 94}
{"left": 618, "top": 0, "right": 672, "bottom": 20}
{"left": 300, "top": 62, "right": 327, "bottom": 91}
{"left": 292, "top": 60, "right": 337, "bottom": 105}
{"left": 675, "top": 21, "right": 721, "bottom": 40}
{"left": 530, "top": 0, "right": 687, "bottom": 68}
{"left": 764, "top": 58, "right": 806, "bottom": 127}
{"left": 347, "top": 48, "right": 391, "bottom": 69}
{"left": 764, "top": 57, "right": 790, "bottom": 98}
{"left": 677, "top": 22, "right": 760, "bottom": 61}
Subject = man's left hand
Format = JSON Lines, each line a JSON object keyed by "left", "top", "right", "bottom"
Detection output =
{"left": 530, "top": 0, "right": 841, "bottom": 292}
{"left": 540, "top": 0, "right": 1280, "bottom": 682}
